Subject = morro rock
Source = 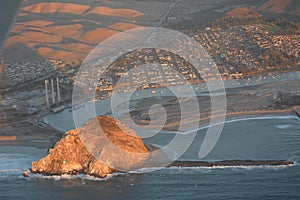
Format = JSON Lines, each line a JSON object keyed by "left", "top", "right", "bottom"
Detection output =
{"left": 31, "top": 116, "right": 150, "bottom": 178}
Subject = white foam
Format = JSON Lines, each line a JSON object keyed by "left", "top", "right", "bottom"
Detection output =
{"left": 0, "top": 169, "right": 21, "bottom": 173}
{"left": 152, "top": 115, "right": 299, "bottom": 135}
{"left": 224, "top": 115, "right": 297, "bottom": 124}
{"left": 127, "top": 164, "right": 295, "bottom": 174}
{"left": 195, "top": 115, "right": 298, "bottom": 133}
{"left": 29, "top": 173, "right": 114, "bottom": 181}
{"left": 276, "top": 124, "right": 292, "bottom": 129}
{"left": 165, "top": 164, "right": 294, "bottom": 171}
{"left": 129, "top": 167, "right": 164, "bottom": 174}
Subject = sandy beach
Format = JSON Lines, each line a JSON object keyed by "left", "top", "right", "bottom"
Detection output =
{"left": 116, "top": 79, "right": 300, "bottom": 132}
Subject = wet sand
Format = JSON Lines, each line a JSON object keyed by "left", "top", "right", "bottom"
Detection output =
{"left": 119, "top": 79, "right": 300, "bottom": 131}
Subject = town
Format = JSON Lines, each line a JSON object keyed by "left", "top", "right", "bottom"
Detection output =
{"left": 76, "top": 20, "right": 300, "bottom": 98}
{"left": 1, "top": 18, "right": 300, "bottom": 104}
{"left": 192, "top": 23, "right": 300, "bottom": 79}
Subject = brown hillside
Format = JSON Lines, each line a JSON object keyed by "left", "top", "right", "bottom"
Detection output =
{"left": 225, "top": 7, "right": 262, "bottom": 20}
{"left": 22, "top": 3, "right": 90, "bottom": 15}
{"left": 258, "top": 0, "right": 300, "bottom": 15}
{"left": 87, "top": 6, "right": 144, "bottom": 19}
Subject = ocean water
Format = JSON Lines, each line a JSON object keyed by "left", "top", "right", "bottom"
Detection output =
{"left": 1, "top": 117, "right": 300, "bottom": 200}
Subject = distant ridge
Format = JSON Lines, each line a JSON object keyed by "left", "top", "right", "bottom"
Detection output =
{"left": 22, "top": 2, "right": 90, "bottom": 15}
{"left": 258, "top": 0, "right": 300, "bottom": 15}
{"left": 2, "top": 0, "right": 300, "bottom": 63}
{"left": 2, "top": 1, "right": 147, "bottom": 62}
{"left": 224, "top": 7, "right": 262, "bottom": 20}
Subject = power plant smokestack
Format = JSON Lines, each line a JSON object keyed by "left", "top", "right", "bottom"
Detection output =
{"left": 45, "top": 80, "right": 49, "bottom": 107}
{"left": 57, "top": 77, "right": 61, "bottom": 103}
{"left": 51, "top": 79, "right": 55, "bottom": 104}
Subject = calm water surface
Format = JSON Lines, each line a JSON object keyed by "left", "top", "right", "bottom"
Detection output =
{"left": 1, "top": 117, "right": 300, "bottom": 200}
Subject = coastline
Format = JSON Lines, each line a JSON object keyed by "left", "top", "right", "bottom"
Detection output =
{"left": 42, "top": 106, "right": 299, "bottom": 134}
{"left": 198, "top": 108, "right": 297, "bottom": 128}
{"left": 1, "top": 78, "right": 299, "bottom": 146}
{"left": 134, "top": 108, "right": 298, "bottom": 133}
{"left": 1, "top": 100, "right": 299, "bottom": 178}
{"left": 42, "top": 86, "right": 300, "bottom": 133}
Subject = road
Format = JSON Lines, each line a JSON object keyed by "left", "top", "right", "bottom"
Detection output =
{"left": 156, "top": 0, "right": 181, "bottom": 27}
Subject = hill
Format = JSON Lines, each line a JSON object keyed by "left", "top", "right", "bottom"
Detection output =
{"left": 1, "top": 0, "right": 171, "bottom": 62}
{"left": 224, "top": 7, "right": 262, "bottom": 20}
{"left": 1, "top": 0, "right": 299, "bottom": 63}
{"left": 258, "top": 0, "right": 300, "bottom": 15}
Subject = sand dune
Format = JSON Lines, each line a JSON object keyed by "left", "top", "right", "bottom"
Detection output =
{"left": 46, "top": 24, "right": 83, "bottom": 40}
{"left": 18, "top": 13, "right": 28, "bottom": 17}
{"left": 37, "top": 47, "right": 84, "bottom": 61}
{"left": 11, "top": 24, "right": 25, "bottom": 34}
{"left": 108, "top": 22, "right": 143, "bottom": 31}
{"left": 73, "top": 19, "right": 102, "bottom": 26}
{"left": 80, "top": 28, "right": 118, "bottom": 44}
{"left": 22, "top": 2, "right": 90, "bottom": 15}
{"left": 12, "top": 20, "right": 54, "bottom": 34}
{"left": 87, "top": 6, "right": 144, "bottom": 19}
{"left": 36, "top": 47, "right": 52, "bottom": 56}
{"left": 3, "top": 1, "right": 169, "bottom": 62}
{"left": 19, "top": 20, "right": 54, "bottom": 27}
{"left": 8, "top": 32, "right": 63, "bottom": 45}
{"left": 259, "top": 0, "right": 293, "bottom": 14}
{"left": 11, "top": 23, "right": 83, "bottom": 41}
{"left": 47, "top": 43, "right": 93, "bottom": 54}
{"left": 6, "top": 36, "right": 35, "bottom": 48}
{"left": 61, "top": 43, "right": 92, "bottom": 54}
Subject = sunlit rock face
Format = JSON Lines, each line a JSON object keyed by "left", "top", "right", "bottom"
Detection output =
{"left": 31, "top": 116, "right": 150, "bottom": 178}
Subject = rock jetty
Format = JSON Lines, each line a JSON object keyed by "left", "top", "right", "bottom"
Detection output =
{"left": 294, "top": 106, "right": 300, "bottom": 118}
{"left": 169, "top": 160, "right": 294, "bottom": 168}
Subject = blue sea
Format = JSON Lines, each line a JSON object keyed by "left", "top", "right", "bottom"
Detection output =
{"left": 1, "top": 116, "right": 300, "bottom": 200}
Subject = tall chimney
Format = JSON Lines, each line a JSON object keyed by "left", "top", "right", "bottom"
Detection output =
{"left": 57, "top": 77, "right": 61, "bottom": 103}
{"left": 45, "top": 80, "right": 49, "bottom": 107}
{"left": 51, "top": 79, "right": 55, "bottom": 104}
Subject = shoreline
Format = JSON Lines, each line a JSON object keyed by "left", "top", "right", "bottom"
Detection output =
{"left": 139, "top": 108, "right": 298, "bottom": 133}
{"left": 43, "top": 107, "right": 298, "bottom": 134}
{"left": 3, "top": 107, "right": 296, "bottom": 148}
{"left": 42, "top": 117, "right": 67, "bottom": 133}
{"left": 1, "top": 78, "right": 299, "bottom": 145}
{"left": 198, "top": 109, "right": 297, "bottom": 128}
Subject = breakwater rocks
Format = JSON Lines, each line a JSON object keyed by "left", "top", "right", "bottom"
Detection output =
{"left": 169, "top": 160, "right": 294, "bottom": 168}
{"left": 294, "top": 106, "right": 300, "bottom": 118}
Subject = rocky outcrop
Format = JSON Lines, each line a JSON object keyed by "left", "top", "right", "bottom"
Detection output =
{"left": 31, "top": 116, "right": 150, "bottom": 178}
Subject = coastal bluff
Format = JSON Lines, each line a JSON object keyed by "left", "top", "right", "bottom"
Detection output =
{"left": 31, "top": 116, "right": 150, "bottom": 178}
